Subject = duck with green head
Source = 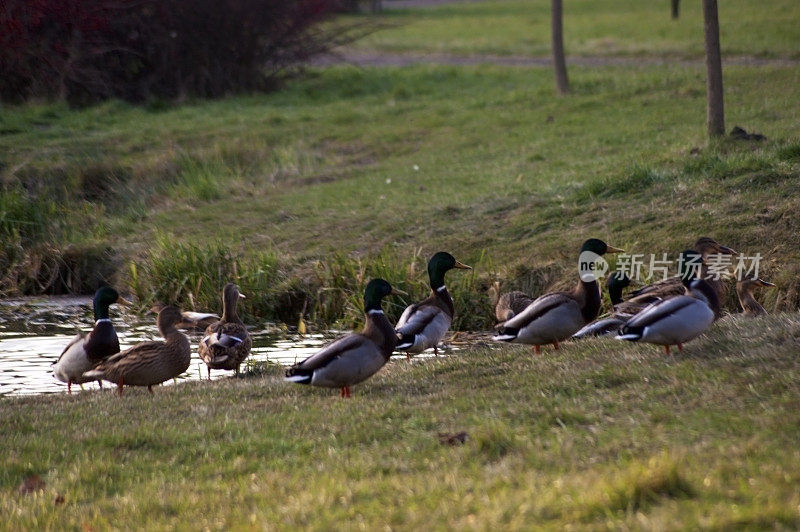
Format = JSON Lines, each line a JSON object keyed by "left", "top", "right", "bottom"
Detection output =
{"left": 198, "top": 283, "right": 252, "bottom": 378}
{"left": 395, "top": 251, "right": 472, "bottom": 357}
{"left": 53, "top": 286, "right": 129, "bottom": 393}
{"left": 616, "top": 250, "right": 720, "bottom": 354}
{"left": 493, "top": 238, "right": 624, "bottom": 353}
{"left": 285, "top": 278, "right": 406, "bottom": 398}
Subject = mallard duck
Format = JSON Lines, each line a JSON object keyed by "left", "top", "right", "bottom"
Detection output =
{"left": 285, "top": 278, "right": 405, "bottom": 398}
{"left": 736, "top": 277, "right": 774, "bottom": 316}
{"left": 395, "top": 251, "right": 472, "bottom": 356}
{"left": 493, "top": 238, "right": 623, "bottom": 353}
{"left": 53, "top": 286, "right": 129, "bottom": 393}
{"left": 83, "top": 305, "right": 191, "bottom": 395}
{"left": 198, "top": 283, "right": 251, "bottom": 378}
{"left": 624, "top": 237, "right": 736, "bottom": 304}
{"left": 152, "top": 302, "right": 219, "bottom": 332}
{"left": 616, "top": 250, "right": 720, "bottom": 354}
{"left": 571, "top": 272, "right": 632, "bottom": 339}
{"left": 489, "top": 281, "right": 534, "bottom": 323}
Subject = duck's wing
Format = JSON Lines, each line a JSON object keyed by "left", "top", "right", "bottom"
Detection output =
{"left": 290, "top": 334, "right": 368, "bottom": 373}
{"left": 501, "top": 292, "right": 574, "bottom": 329}
{"left": 620, "top": 296, "right": 696, "bottom": 330}
{"left": 396, "top": 304, "right": 445, "bottom": 336}
{"left": 53, "top": 333, "right": 85, "bottom": 365}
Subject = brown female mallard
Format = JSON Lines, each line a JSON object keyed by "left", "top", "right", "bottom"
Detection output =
{"left": 736, "top": 277, "right": 775, "bottom": 316}
{"left": 489, "top": 281, "right": 534, "bottom": 323}
{"left": 198, "top": 283, "right": 252, "bottom": 378}
{"left": 83, "top": 305, "right": 191, "bottom": 395}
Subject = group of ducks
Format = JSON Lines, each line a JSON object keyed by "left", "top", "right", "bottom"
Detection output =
{"left": 52, "top": 238, "right": 773, "bottom": 398}
{"left": 53, "top": 283, "right": 251, "bottom": 394}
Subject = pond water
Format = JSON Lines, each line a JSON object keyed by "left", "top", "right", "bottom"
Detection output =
{"left": 0, "top": 296, "right": 477, "bottom": 397}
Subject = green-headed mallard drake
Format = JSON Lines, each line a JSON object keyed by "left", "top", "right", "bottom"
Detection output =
{"left": 285, "top": 278, "right": 405, "bottom": 398}
{"left": 616, "top": 250, "right": 720, "bottom": 354}
{"left": 83, "top": 305, "right": 191, "bottom": 395}
{"left": 198, "top": 283, "right": 251, "bottom": 378}
{"left": 571, "top": 271, "right": 632, "bottom": 339}
{"left": 736, "top": 277, "right": 774, "bottom": 316}
{"left": 623, "top": 237, "right": 736, "bottom": 306}
{"left": 493, "top": 238, "right": 623, "bottom": 353}
{"left": 489, "top": 281, "right": 534, "bottom": 323}
{"left": 152, "top": 302, "right": 219, "bottom": 332}
{"left": 53, "top": 286, "right": 129, "bottom": 393}
{"left": 395, "top": 252, "right": 472, "bottom": 356}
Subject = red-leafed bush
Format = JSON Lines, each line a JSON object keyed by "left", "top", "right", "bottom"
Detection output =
{"left": 0, "top": 0, "right": 360, "bottom": 103}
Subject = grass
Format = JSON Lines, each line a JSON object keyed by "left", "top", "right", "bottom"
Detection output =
{"left": 3, "top": 314, "right": 800, "bottom": 528}
{"left": 2, "top": 63, "right": 799, "bottom": 316}
{"left": 345, "top": 0, "right": 800, "bottom": 59}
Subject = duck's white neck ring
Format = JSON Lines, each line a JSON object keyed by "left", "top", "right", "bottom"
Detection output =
{"left": 95, "top": 318, "right": 111, "bottom": 325}
{"left": 436, "top": 285, "right": 447, "bottom": 293}
{"left": 367, "top": 309, "right": 384, "bottom": 316}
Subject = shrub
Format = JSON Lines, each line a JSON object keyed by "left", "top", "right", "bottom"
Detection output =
{"left": 0, "top": 0, "right": 367, "bottom": 103}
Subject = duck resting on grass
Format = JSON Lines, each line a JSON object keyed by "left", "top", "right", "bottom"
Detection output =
{"left": 489, "top": 281, "right": 534, "bottom": 323}
{"left": 285, "top": 279, "right": 405, "bottom": 398}
{"left": 395, "top": 252, "right": 472, "bottom": 357}
{"left": 493, "top": 238, "right": 623, "bottom": 353}
{"left": 572, "top": 272, "right": 633, "bottom": 339}
{"left": 82, "top": 305, "right": 191, "bottom": 395}
{"left": 53, "top": 286, "right": 129, "bottom": 394}
{"left": 736, "top": 277, "right": 775, "bottom": 316}
{"left": 198, "top": 283, "right": 251, "bottom": 378}
{"left": 616, "top": 250, "right": 720, "bottom": 354}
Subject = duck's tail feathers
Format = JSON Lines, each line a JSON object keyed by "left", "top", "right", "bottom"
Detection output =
{"left": 615, "top": 323, "right": 644, "bottom": 341}
{"left": 492, "top": 327, "right": 519, "bottom": 342}
{"left": 82, "top": 369, "right": 104, "bottom": 380}
{"left": 395, "top": 333, "right": 417, "bottom": 351}
{"left": 284, "top": 367, "right": 312, "bottom": 384}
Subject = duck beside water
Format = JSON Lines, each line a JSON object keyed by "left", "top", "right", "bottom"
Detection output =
{"left": 83, "top": 305, "right": 191, "bottom": 395}
{"left": 285, "top": 279, "right": 405, "bottom": 398}
{"left": 53, "top": 286, "right": 129, "bottom": 394}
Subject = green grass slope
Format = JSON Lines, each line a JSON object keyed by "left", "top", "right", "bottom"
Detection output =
{"left": 3, "top": 314, "right": 800, "bottom": 528}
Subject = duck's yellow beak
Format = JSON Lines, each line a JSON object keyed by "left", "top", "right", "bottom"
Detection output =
{"left": 758, "top": 279, "right": 776, "bottom": 287}
{"left": 454, "top": 260, "right": 472, "bottom": 270}
{"left": 117, "top": 296, "right": 133, "bottom": 306}
{"left": 605, "top": 245, "right": 625, "bottom": 254}
{"left": 239, "top": 293, "right": 247, "bottom": 299}
{"left": 391, "top": 287, "right": 409, "bottom": 297}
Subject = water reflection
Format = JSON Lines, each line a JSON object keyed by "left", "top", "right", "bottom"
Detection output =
{"left": 0, "top": 297, "right": 476, "bottom": 397}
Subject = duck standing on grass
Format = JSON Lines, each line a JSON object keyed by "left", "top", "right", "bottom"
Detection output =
{"left": 285, "top": 279, "right": 405, "bottom": 398}
{"left": 395, "top": 251, "right": 472, "bottom": 357}
{"left": 53, "top": 286, "right": 129, "bottom": 394}
{"left": 198, "top": 283, "right": 251, "bottom": 378}
{"left": 616, "top": 250, "right": 720, "bottom": 354}
{"left": 82, "top": 305, "right": 191, "bottom": 395}
{"left": 736, "top": 277, "right": 775, "bottom": 316}
{"left": 493, "top": 238, "right": 624, "bottom": 353}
